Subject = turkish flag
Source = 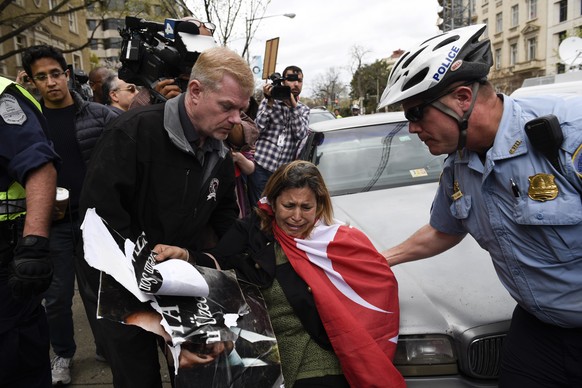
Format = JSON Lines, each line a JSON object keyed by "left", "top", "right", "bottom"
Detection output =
{"left": 273, "top": 221, "right": 405, "bottom": 387}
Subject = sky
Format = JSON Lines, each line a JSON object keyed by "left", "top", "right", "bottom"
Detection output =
{"left": 227, "top": 0, "right": 441, "bottom": 97}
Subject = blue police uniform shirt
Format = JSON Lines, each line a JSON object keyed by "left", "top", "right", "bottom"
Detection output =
{"left": 0, "top": 88, "right": 59, "bottom": 188}
{"left": 430, "top": 93, "right": 582, "bottom": 328}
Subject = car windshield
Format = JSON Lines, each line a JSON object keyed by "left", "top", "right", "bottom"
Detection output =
{"left": 309, "top": 110, "right": 336, "bottom": 124}
{"left": 309, "top": 121, "right": 446, "bottom": 196}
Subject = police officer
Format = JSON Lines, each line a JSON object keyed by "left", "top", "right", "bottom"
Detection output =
{"left": 0, "top": 75, "right": 60, "bottom": 387}
{"left": 379, "top": 25, "right": 582, "bottom": 387}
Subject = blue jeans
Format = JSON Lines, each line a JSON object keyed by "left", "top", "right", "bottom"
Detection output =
{"left": 247, "top": 163, "right": 273, "bottom": 208}
{"left": 43, "top": 219, "right": 79, "bottom": 358}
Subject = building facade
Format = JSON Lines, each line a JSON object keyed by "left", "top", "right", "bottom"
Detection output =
{"left": 0, "top": 0, "right": 91, "bottom": 80}
{"left": 442, "top": 0, "right": 582, "bottom": 94}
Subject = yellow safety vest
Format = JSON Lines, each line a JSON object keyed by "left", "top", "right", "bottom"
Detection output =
{"left": 0, "top": 76, "right": 42, "bottom": 221}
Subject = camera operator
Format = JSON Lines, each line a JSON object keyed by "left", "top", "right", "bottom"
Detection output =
{"left": 126, "top": 16, "right": 217, "bottom": 109}
{"left": 248, "top": 66, "right": 310, "bottom": 207}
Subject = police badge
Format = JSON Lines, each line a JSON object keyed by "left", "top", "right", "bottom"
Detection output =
{"left": 527, "top": 173, "right": 559, "bottom": 202}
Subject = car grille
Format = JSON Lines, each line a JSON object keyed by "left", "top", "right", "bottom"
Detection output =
{"left": 468, "top": 334, "right": 505, "bottom": 378}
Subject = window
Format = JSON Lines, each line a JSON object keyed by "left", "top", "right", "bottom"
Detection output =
{"left": 105, "top": 0, "right": 125, "bottom": 11}
{"left": 510, "top": 43, "right": 518, "bottom": 65}
{"left": 511, "top": 5, "right": 519, "bottom": 27}
{"left": 48, "top": 0, "right": 61, "bottom": 24}
{"left": 103, "top": 18, "right": 124, "bottom": 31}
{"left": 527, "top": 0, "right": 538, "bottom": 19}
{"left": 105, "top": 38, "right": 122, "bottom": 50}
{"left": 495, "top": 48, "right": 502, "bottom": 69}
{"left": 496, "top": 12, "right": 503, "bottom": 33}
{"left": 87, "top": 19, "right": 98, "bottom": 31}
{"left": 15, "top": 35, "right": 27, "bottom": 66}
{"left": 559, "top": 0, "right": 568, "bottom": 22}
{"left": 527, "top": 37, "right": 537, "bottom": 60}
{"left": 90, "top": 39, "right": 99, "bottom": 50}
{"left": 72, "top": 54, "right": 82, "bottom": 71}
{"left": 68, "top": 7, "right": 78, "bottom": 33}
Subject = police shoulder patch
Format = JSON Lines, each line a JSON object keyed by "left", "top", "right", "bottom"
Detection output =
{"left": 0, "top": 93, "right": 27, "bottom": 125}
{"left": 573, "top": 144, "right": 582, "bottom": 178}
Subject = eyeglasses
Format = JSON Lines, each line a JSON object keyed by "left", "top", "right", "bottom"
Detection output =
{"left": 404, "top": 82, "right": 473, "bottom": 123}
{"left": 32, "top": 70, "right": 68, "bottom": 82}
{"left": 190, "top": 19, "right": 216, "bottom": 33}
{"left": 114, "top": 84, "right": 138, "bottom": 93}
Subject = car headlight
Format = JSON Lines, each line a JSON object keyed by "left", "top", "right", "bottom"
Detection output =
{"left": 394, "top": 335, "right": 458, "bottom": 376}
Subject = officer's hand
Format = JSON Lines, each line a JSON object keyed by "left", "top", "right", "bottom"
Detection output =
{"left": 9, "top": 235, "right": 53, "bottom": 299}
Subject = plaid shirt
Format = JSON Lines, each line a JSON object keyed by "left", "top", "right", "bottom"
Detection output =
{"left": 254, "top": 98, "right": 310, "bottom": 172}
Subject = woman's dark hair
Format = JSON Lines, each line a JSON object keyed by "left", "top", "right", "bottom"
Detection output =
{"left": 256, "top": 160, "right": 334, "bottom": 234}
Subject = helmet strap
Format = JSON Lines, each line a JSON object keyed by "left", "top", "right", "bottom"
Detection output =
{"left": 430, "top": 82, "right": 480, "bottom": 151}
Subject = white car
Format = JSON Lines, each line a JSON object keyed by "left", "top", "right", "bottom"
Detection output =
{"left": 302, "top": 112, "right": 515, "bottom": 387}
{"left": 308, "top": 106, "right": 336, "bottom": 124}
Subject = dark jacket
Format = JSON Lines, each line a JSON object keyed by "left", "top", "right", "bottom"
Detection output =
{"left": 80, "top": 95, "right": 238, "bottom": 249}
{"left": 194, "top": 212, "right": 332, "bottom": 349}
{"left": 40, "top": 90, "right": 116, "bottom": 165}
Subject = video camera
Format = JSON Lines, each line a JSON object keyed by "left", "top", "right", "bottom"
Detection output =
{"left": 67, "top": 65, "right": 92, "bottom": 101}
{"left": 268, "top": 72, "right": 299, "bottom": 100}
{"left": 118, "top": 16, "right": 216, "bottom": 102}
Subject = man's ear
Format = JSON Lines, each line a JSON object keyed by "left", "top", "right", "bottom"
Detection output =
{"left": 188, "top": 79, "right": 202, "bottom": 103}
{"left": 107, "top": 91, "right": 115, "bottom": 104}
{"left": 453, "top": 85, "right": 474, "bottom": 111}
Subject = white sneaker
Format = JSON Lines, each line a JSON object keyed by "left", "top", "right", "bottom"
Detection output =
{"left": 51, "top": 356, "right": 72, "bottom": 385}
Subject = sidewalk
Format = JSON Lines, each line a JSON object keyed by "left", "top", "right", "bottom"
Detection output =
{"left": 64, "top": 286, "right": 172, "bottom": 387}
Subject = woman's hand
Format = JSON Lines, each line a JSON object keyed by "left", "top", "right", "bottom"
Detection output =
{"left": 231, "top": 150, "right": 244, "bottom": 164}
{"left": 152, "top": 244, "right": 189, "bottom": 262}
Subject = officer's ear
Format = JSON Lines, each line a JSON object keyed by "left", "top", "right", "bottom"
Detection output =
{"left": 451, "top": 85, "right": 474, "bottom": 112}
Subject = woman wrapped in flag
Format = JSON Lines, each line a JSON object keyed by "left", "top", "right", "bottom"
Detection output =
{"left": 153, "top": 160, "right": 405, "bottom": 388}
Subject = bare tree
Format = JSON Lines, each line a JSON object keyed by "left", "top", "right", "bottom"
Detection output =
{"left": 0, "top": 0, "right": 104, "bottom": 62}
{"left": 349, "top": 44, "right": 371, "bottom": 103}
{"left": 189, "top": 0, "right": 271, "bottom": 59}
{"left": 311, "top": 67, "right": 347, "bottom": 108}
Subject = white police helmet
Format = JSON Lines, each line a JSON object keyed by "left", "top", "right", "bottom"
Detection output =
{"left": 378, "top": 24, "right": 492, "bottom": 109}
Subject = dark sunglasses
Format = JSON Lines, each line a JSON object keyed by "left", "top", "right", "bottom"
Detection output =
{"left": 405, "top": 83, "right": 473, "bottom": 123}
{"left": 404, "top": 100, "right": 434, "bottom": 123}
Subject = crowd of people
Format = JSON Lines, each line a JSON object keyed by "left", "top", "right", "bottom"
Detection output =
{"left": 1, "top": 17, "right": 581, "bottom": 388}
